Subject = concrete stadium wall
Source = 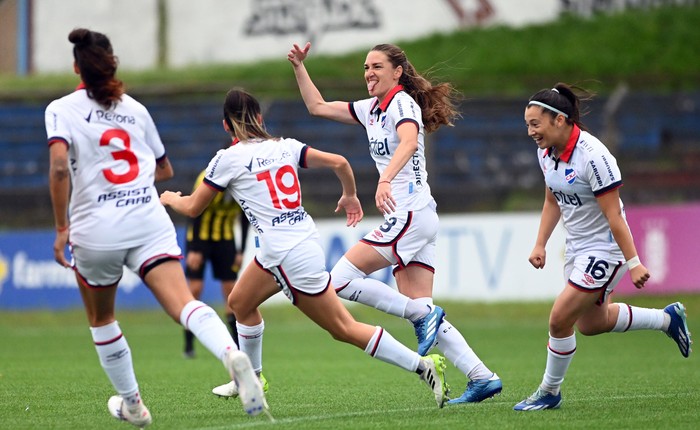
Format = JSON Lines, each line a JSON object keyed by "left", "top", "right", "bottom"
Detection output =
{"left": 30, "top": 0, "right": 558, "bottom": 73}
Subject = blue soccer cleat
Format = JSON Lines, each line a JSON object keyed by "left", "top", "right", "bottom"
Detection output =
{"left": 447, "top": 373, "right": 502, "bottom": 404}
{"left": 413, "top": 305, "right": 446, "bottom": 356}
{"left": 664, "top": 302, "right": 692, "bottom": 358}
{"left": 513, "top": 388, "right": 562, "bottom": 411}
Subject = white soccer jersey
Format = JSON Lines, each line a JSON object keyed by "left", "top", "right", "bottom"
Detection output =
{"left": 45, "top": 85, "right": 176, "bottom": 250}
{"left": 202, "top": 137, "right": 317, "bottom": 267}
{"left": 349, "top": 85, "right": 433, "bottom": 211}
{"left": 537, "top": 125, "right": 626, "bottom": 257}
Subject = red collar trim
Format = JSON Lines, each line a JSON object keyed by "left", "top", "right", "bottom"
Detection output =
{"left": 546, "top": 124, "right": 580, "bottom": 163}
{"left": 230, "top": 137, "right": 240, "bottom": 146}
{"left": 375, "top": 85, "right": 404, "bottom": 113}
{"left": 76, "top": 82, "right": 86, "bottom": 90}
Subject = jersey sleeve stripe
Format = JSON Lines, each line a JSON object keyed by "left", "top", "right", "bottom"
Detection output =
{"left": 593, "top": 180, "right": 623, "bottom": 197}
{"left": 396, "top": 118, "right": 419, "bottom": 131}
{"left": 47, "top": 137, "right": 69, "bottom": 147}
{"left": 299, "top": 145, "right": 309, "bottom": 168}
{"left": 348, "top": 102, "right": 363, "bottom": 127}
{"left": 203, "top": 177, "right": 226, "bottom": 192}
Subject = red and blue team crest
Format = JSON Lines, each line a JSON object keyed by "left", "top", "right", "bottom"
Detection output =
{"left": 369, "top": 117, "right": 374, "bottom": 125}
{"left": 565, "top": 168, "right": 577, "bottom": 184}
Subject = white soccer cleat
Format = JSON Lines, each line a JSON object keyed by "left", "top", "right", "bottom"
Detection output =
{"left": 212, "top": 373, "right": 268, "bottom": 398}
{"left": 224, "top": 350, "right": 270, "bottom": 417}
{"left": 212, "top": 380, "right": 238, "bottom": 397}
{"left": 107, "top": 395, "right": 152, "bottom": 429}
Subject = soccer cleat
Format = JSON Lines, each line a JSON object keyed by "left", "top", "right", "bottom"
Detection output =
{"left": 664, "top": 302, "right": 692, "bottom": 358}
{"left": 212, "top": 373, "right": 269, "bottom": 398}
{"left": 107, "top": 395, "right": 152, "bottom": 428}
{"left": 447, "top": 373, "right": 502, "bottom": 404}
{"left": 419, "top": 354, "right": 448, "bottom": 408}
{"left": 183, "top": 350, "right": 195, "bottom": 359}
{"left": 413, "top": 305, "right": 446, "bottom": 356}
{"left": 513, "top": 388, "right": 562, "bottom": 411}
{"left": 224, "top": 349, "right": 270, "bottom": 417}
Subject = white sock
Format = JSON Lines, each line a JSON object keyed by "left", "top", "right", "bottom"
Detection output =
{"left": 364, "top": 326, "right": 420, "bottom": 372}
{"left": 338, "top": 277, "right": 412, "bottom": 318}
{"left": 180, "top": 300, "right": 236, "bottom": 362}
{"left": 332, "top": 256, "right": 415, "bottom": 318}
{"left": 541, "top": 333, "right": 576, "bottom": 395}
{"left": 236, "top": 321, "right": 264, "bottom": 374}
{"left": 611, "top": 303, "right": 666, "bottom": 332}
{"left": 90, "top": 321, "right": 141, "bottom": 409}
{"left": 412, "top": 297, "right": 492, "bottom": 380}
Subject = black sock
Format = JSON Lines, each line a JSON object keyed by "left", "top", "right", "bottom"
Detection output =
{"left": 184, "top": 329, "right": 194, "bottom": 352}
{"left": 227, "top": 313, "right": 239, "bottom": 347}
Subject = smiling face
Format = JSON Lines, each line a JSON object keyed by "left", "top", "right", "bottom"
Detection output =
{"left": 364, "top": 49, "right": 402, "bottom": 101}
{"left": 524, "top": 105, "right": 570, "bottom": 152}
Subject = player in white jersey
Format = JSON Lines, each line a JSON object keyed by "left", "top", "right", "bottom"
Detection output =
{"left": 160, "top": 88, "right": 450, "bottom": 409}
{"left": 46, "top": 29, "right": 266, "bottom": 427}
{"left": 288, "top": 42, "right": 502, "bottom": 404}
{"left": 514, "top": 83, "right": 692, "bottom": 411}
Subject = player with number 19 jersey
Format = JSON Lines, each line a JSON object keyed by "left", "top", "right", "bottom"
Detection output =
{"left": 202, "top": 137, "right": 316, "bottom": 268}
{"left": 349, "top": 85, "right": 433, "bottom": 211}
{"left": 44, "top": 85, "right": 176, "bottom": 250}
{"left": 537, "top": 125, "right": 627, "bottom": 259}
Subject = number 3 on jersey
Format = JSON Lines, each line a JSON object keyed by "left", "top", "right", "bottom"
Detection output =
{"left": 100, "top": 129, "right": 138, "bottom": 184}
{"left": 257, "top": 165, "right": 301, "bottom": 209}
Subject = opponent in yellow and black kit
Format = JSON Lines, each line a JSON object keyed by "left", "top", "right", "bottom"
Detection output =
{"left": 183, "top": 170, "right": 249, "bottom": 358}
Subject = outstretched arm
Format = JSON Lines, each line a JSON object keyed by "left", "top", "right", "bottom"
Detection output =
{"left": 288, "top": 42, "right": 356, "bottom": 124}
{"left": 160, "top": 182, "right": 218, "bottom": 218}
{"left": 304, "top": 147, "right": 363, "bottom": 227}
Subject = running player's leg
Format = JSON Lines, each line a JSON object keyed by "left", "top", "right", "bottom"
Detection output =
{"left": 294, "top": 284, "right": 447, "bottom": 407}
{"left": 332, "top": 243, "right": 428, "bottom": 320}
{"left": 145, "top": 258, "right": 267, "bottom": 415}
{"left": 395, "top": 265, "right": 501, "bottom": 404}
{"left": 184, "top": 250, "right": 205, "bottom": 357}
{"left": 73, "top": 246, "right": 151, "bottom": 426}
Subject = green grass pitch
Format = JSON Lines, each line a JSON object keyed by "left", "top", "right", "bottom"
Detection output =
{"left": 1, "top": 295, "right": 698, "bottom": 429}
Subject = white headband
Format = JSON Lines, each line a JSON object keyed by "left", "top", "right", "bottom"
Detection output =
{"left": 528, "top": 100, "right": 569, "bottom": 118}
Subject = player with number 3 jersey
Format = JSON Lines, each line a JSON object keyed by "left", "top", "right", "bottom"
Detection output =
{"left": 46, "top": 28, "right": 266, "bottom": 427}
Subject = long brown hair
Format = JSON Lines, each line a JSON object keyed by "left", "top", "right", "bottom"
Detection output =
{"left": 69, "top": 28, "right": 124, "bottom": 109}
{"left": 371, "top": 44, "right": 460, "bottom": 133}
{"left": 223, "top": 88, "right": 272, "bottom": 141}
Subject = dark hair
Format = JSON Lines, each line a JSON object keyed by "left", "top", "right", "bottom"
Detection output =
{"left": 370, "top": 44, "right": 460, "bottom": 133}
{"left": 223, "top": 88, "right": 272, "bottom": 141}
{"left": 69, "top": 28, "right": 124, "bottom": 109}
{"left": 527, "top": 82, "right": 593, "bottom": 131}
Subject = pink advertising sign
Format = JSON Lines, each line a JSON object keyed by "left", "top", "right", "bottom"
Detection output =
{"left": 616, "top": 203, "right": 700, "bottom": 295}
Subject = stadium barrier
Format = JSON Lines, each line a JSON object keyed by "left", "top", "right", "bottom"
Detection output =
{"left": 1, "top": 204, "right": 697, "bottom": 310}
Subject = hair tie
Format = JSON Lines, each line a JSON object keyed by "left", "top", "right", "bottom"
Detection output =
{"left": 551, "top": 88, "right": 560, "bottom": 93}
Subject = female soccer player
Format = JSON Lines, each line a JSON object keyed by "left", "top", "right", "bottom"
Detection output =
{"left": 286, "top": 42, "right": 501, "bottom": 404}
{"left": 514, "top": 83, "right": 692, "bottom": 411}
{"left": 46, "top": 28, "right": 266, "bottom": 427}
{"left": 160, "top": 88, "right": 449, "bottom": 409}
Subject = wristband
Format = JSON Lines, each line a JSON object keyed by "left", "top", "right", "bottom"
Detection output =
{"left": 56, "top": 225, "right": 69, "bottom": 233}
{"left": 378, "top": 180, "right": 391, "bottom": 184}
{"left": 626, "top": 256, "right": 641, "bottom": 269}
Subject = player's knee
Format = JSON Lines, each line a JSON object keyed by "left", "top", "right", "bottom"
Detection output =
{"left": 331, "top": 256, "right": 366, "bottom": 292}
